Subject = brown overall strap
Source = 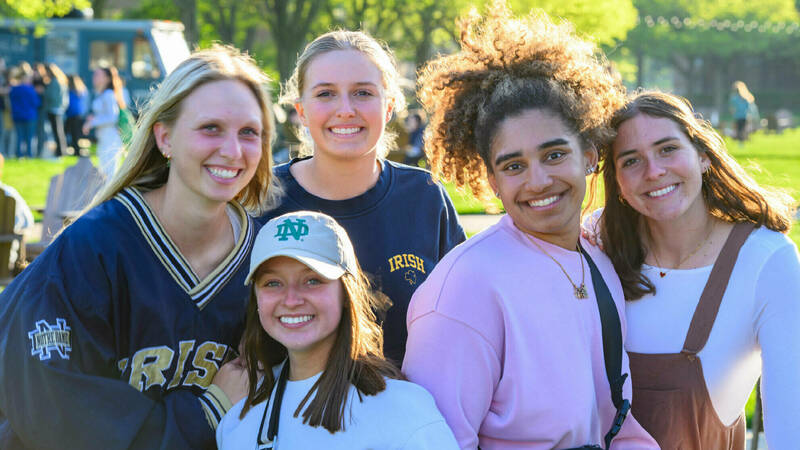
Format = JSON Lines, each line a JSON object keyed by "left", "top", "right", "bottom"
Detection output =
{"left": 681, "top": 222, "right": 756, "bottom": 355}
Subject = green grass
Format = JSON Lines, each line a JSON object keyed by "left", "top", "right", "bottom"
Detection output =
{"left": 3, "top": 156, "right": 98, "bottom": 221}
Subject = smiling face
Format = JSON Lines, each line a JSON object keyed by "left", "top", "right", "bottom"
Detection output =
{"left": 294, "top": 49, "right": 392, "bottom": 162}
{"left": 487, "top": 108, "right": 596, "bottom": 249}
{"left": 613, "top": 113, "right": 710, "bottom": 224}
{"left": 154, "top": 79, "right": 264, "bottom": 208}
{"left": 255, "top": 256, "right": 343, "bottom": 371}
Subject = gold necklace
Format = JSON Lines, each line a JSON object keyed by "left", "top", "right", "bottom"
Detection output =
{"left": 648, "top": 220, "right": 715, "bottom": 278}
{"left": 526, "top": 234, "right": 588, "bottom": 299}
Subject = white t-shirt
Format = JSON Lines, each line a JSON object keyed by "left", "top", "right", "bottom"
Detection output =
{"left": 216, "top": 364, "right": 458, "bottom": 449}
{"left": 625, "top": 227, "right": 800, "bottom": 448}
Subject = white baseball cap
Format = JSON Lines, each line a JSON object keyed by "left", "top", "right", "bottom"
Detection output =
{"left": 245, "top": 211, "right": 358, "bottom": 284}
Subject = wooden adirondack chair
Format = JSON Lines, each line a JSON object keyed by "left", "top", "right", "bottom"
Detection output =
{"left": 26, "top": 157, "right": 104, "bottom": 260}
{"left": 0, "top": 189, "right": 25, "bottom": 285}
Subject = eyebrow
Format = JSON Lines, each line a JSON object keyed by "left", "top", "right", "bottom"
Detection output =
{"left": 615, "top": 136, "right": 680, "bottom": 161}
{"left": 493, "top": 138, "right": 570, "bottom": 166}
{"left": 310, "top": 81, "right": 379, "bottom": 89}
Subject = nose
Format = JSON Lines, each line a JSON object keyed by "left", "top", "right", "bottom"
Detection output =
{"left": 525, "top": 162, "right": 554, "bottom": 192}
{"left": 283, "top": 285, "right": 305, "bottom": 308}
{"left": 218, "top": 131, "right": 243, "bottom": 159}
{"left": 643, "top": 157, "right": 666, "bottom": 180}
{"left": 336, "top": 95, "right": 356, "bottom": 118}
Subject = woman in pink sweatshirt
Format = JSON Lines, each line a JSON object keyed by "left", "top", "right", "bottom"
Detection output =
{"left": 402, "top": 3, "right": 659, "bottom": 449}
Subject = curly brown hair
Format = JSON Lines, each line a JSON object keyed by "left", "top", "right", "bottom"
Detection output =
{"left": 418, "top": 0, "right": 625, "bottom": 204}
{"left": 600, "top": 91, "right": 796, "bottom": 300}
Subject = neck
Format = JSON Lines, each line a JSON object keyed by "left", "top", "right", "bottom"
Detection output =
{"left": 144, "top": 185, "right": 230, "bottom": 252}
{"left": 643, "top": 206, "right": 714, "bottom": 267}
{"left": 287, "top": 348, "right": 330, "bottom": 381}
{"left": 293, "top": 152, "right": 381, "bottom": 200}
{"left": 517, "top": 221, "right": 580, "bottom": 251}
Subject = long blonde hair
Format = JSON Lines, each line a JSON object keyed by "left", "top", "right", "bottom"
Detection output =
{"left": 86, "top": 44, "right": 281, "bottom": 215}
{"left": 280, "top": 30, "right": 407, "bottom": 158}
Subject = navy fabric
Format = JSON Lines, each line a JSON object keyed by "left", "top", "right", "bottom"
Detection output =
{"left": 258, "top": 158, "right": 466, "bottom": 363}
{"left": 0, "top": 189, "right": 256, "bottom": 449}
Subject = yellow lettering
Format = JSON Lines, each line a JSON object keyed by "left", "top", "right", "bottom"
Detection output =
{"left": 402, "top": 254, "right": 410, "bottom": 268}
{"left": 128, "top": 346, "right": 175, "bottom": 392}
{"left": 167, "top": 340, "right": 196, "bottom": 389}
{"left": 392, "top": 255, "right": 404, "bottom": 271}
{"left": 184, "top": 342, "right": 227, "bottom": 389}
{"left": 416, "top": 256, "right": 425, "bottom": 274}
{"left": 387, "top": 256, "right": 395, "bottom": 272}
{"left": 117, "top": 358, "right": 129, "bottom": 373}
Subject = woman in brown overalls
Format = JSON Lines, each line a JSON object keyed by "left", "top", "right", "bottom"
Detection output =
{"left": 594, "top": 92, "right": 800, "bottom": 449}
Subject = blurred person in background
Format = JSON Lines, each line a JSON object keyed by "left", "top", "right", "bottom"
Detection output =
{"left": 8, "top": 65, "right": 40, "bottom": 159}
{"left": 83, "top": 67, "right": 124, "bottom": 179}
{"left": 32, "top": 63, "right": 48, "bottom": 157}
{"left": 44, "top": 63, "right": 69, "bottom": 158}
{"left": 65, "top": 74, "right": 89, "bottom": 153}
{"left": 729, "top": 81, "right": 757, "bottom": 144}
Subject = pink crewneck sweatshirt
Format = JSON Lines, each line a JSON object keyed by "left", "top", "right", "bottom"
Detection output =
{"left": 403, "top": 215, "right": 658, "bottom": 449}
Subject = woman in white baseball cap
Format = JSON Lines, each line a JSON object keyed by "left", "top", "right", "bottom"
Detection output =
{"left": 215, "top": 211, "right": 457, "bottom": 449}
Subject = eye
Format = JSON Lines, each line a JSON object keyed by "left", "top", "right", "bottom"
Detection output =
{"left": 201, "top": 124, "right": 219, "bottom": 133}
{"left": 354, "top": 89, "right": 374, "bottom": 97}
{"left": 258, "top": 278, "right": 281, "bottom": 288}
{"left": 621, "top": 157, "right": 639, "bottom": 168}
{"left": 660, "top": 144, "right": 678, "bottom": 154}
{"left": 545, "top": 150, "right": 566, "bottom": 162}
{"left": 306, "top": 277, "right": 324, "bottom": 286}
{"left": 501, "top": 161, "right": 523, "bottom": 172}
{"left": 240, "top": 127, "right": 260, "bottom": 137}
{"left": 315, "top": 90, "right": 333, "bottom": 98}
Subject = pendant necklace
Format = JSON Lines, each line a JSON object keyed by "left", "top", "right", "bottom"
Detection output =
{"left": 526, "top": 234, "right": 588, "bottom": 299}
{"left": 648, "top": 220, "right": 715, "bottom": 278}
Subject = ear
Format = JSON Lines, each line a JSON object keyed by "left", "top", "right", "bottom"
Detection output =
{"left": 583, "top": 144, "right": 599, "bottom": 174}
{"left": 487, "top": 172, "right": 498, "bottom": 196}
{"left": 700, "top": 151, "right": 711, "bottom": 172}
{"left": 152, "top": 122, "right": 171, "bottom": 156}
{"left": 384, "top": 100, "right": 394, "bottom": 123}
{"left": 294, "top": 102, "right": 308, "bottom": 127}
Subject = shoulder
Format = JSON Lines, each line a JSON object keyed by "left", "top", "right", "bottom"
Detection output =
{"left": 408, "top": 218, "right": 512, "bottom": 317}
{"left": 360, "top": 378, "right": 449, "bottom": 429}
{"left": 739, "top": 226, "right": 798, "bottom": 267}
{"left": 385, "top": 160, "right": 440, "bottom": 188}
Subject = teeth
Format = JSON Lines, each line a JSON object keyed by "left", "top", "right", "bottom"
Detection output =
{"left": 647, "top": 184, "right": 677, "bottom": 198}
{"left": 280, "top": 315, "right": 313, "bottom": 325}
{"left": 331, "top": 127, "right": 361, "bottom": 135}
{"left": 208, "top": 167, "right": 238, "bottom": 179}
{"left": 529, "top": 195, "right": 559, "bottom": 207}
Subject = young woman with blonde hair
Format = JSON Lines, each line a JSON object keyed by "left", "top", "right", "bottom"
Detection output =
{"left": 261, "top": 30, "right": 465, "bottom": 365}
{"left": 0, "top": 44, "right": 280, "bottom": 449}
{"left": 402, "top": 3, "right": 657, "bottom": 448}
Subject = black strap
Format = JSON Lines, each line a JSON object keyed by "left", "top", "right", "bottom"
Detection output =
{"left": 256, "top": 360, "right": 290, "bottom": 449}
{"left": 579, "top": 244, "right": 630, "bottom": 450}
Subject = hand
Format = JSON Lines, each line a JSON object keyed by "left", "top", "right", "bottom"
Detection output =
{"left": 580, "top": 208, "right": 605, "bottom": 250}
{"left": 212, "top": 357, "right": 249, "bottom": 405}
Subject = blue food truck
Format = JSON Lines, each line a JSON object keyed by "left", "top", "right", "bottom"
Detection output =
{"left": 0, "top": 18, "right": 191, "bottom": 111}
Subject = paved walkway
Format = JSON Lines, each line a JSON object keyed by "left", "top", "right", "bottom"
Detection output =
{"left": 459, "top": 213, "right": 503, "bottom": 235}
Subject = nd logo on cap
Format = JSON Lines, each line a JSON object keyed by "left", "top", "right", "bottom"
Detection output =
{"left": 274, "top": 218, "right": 309, "bottom": 241}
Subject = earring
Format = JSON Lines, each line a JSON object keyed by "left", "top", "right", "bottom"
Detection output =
{"left": 494, "top": 191, "right": 500, "bottom": 197}
{"left": 618, "top": 194, "right": 628, "bottom": 205}
{"left": 585, "top": 166, "right": 595, "bottom": 175}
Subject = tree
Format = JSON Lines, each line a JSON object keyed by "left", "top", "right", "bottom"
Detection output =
{"left": 2, "top": 0, "right": 89, "bottom": 19}
{"left": 258, "top": 0, "right": 327, "bottom": 81}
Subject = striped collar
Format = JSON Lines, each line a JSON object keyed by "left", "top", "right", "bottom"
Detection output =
{"left": 115, "top": 187, "right": 254, "bottom": 310}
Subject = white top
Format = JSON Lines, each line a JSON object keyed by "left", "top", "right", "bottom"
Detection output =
{"left": 625, "top": 227, "right": 800, "bottom": 448}
{"left": 216, "top": 365, "right": 458, "bottom": 450}
{"left": 88, "top": 89, "right": 119, "bottom": 129}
